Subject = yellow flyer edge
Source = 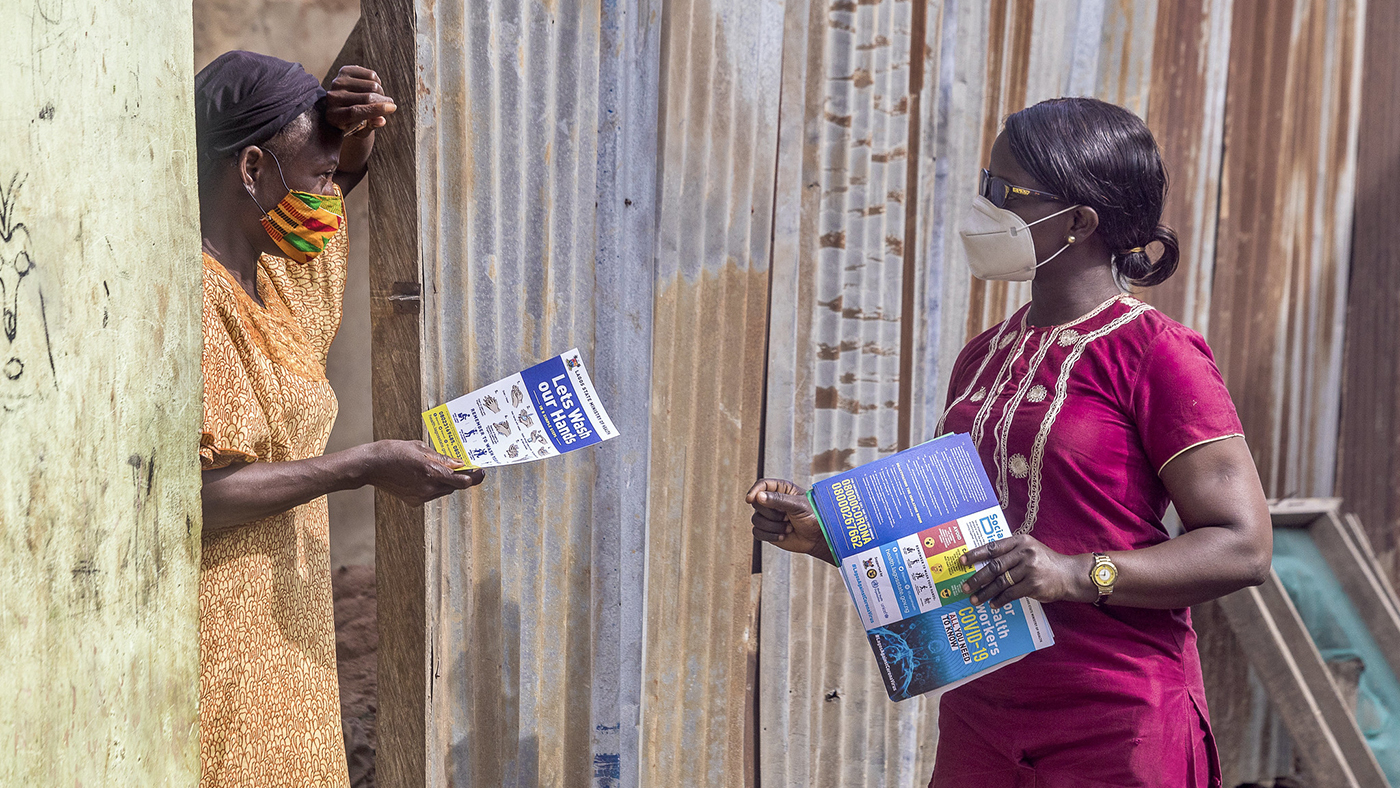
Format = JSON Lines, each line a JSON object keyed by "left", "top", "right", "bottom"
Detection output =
{"left": 421, "top": 404, "right": 478, "bottom": 470}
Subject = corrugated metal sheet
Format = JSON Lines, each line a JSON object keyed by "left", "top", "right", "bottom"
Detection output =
{"left": 400, "top": 0, "right": 1368, "bottom": 783}
{"left": 1190, "top": 3, "right": 1366, "bottom": 783}
{"left": 759, "top": 0, "right": 1371, "bottom": 783}
{"left": 640, "top": 0, "right": 784, "bottom": 784}
{"left": 761, "top": 0, "right": 938, "bottom": 784}
{"left": 1141, "top": 0, "right": 1233, "bottom": 334}
{"left": 1337, "top": 0, "right": 1400, "bottom": 591}
{"left": 416, "top": 0, "right": 656, "bottom": 785}
{"left": 590, "top": 2, "right": 665, "bottom": 786}
{"left": 915, "top": 0, "right": 1163, "bottom": 453}
{"left": 762, "top": 2, "right": 1170, "bottom": 784}
{"left": 1207, "top": 0, "right": 1363, "bottom": 500}
{"left": 416, "top": 0, "right": 781, "bottom": 784}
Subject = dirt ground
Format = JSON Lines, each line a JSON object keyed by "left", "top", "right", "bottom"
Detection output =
{"left": 333, "top": 564, "right": 377, "bottom": 788}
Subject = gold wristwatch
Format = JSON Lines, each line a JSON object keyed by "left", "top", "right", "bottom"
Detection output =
{"left": 1090, "top": 552, "right": 1118, "bottom": 606}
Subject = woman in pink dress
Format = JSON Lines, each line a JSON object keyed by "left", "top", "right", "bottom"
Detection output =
{"left": 748, "top": 97, "right": 1272, "bottom": 787}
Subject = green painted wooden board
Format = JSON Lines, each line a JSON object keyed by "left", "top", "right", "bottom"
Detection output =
{"left": 0, "top": 1, "right": 202, "bottom": 784}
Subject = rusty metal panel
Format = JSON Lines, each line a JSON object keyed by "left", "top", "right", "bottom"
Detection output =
{"left": 1141, "top": 0, "right": 1234, "bottom": 333}
{"left": 758, "top": 3, "right": 1169, "bottom": 782}
{"left": 761, "top": 0, "right": 942, "bottom": 783}
{"left": 1092, "top": 0, "right": 1160, "bottom": 116}
{"left": 414, "top": 0, "right": 661, "bottom": 785}
{"left": 1208, "top": 0, "right": 1364, "bottom": 499}
{"left": 916, "top": 0, "right": 1043, "bottom": 426}
{"left": 762, "top": 2, "right": 1171, "bottom": 784}
{"left": 1337, "top": 0, "right": 1400, "bottom": 588}
{"left": 640, "top": 0, "right": 785, "bottom": 784}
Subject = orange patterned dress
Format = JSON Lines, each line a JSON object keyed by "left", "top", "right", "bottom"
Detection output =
{"left": 198, "top": 225, "right": 350, "bottom": 787}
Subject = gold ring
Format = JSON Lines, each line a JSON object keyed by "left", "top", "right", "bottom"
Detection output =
{"left": 1003, "top": 570, "right": 1014, "bottom": 586}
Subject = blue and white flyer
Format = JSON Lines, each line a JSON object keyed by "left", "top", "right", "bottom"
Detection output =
{"left": 422, "top": 349, "right": 619, "bottom": 469}
{"left": 807, "top": 433, "right": 1055, "bottom": 701}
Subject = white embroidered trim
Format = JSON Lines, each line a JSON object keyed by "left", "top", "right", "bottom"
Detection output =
{"left": 1057, "top": 330, "right": 1080, "bottom": 347}
{"left": 986, "top": 296, "right": 1131, "bottom": 507}
{"left": 1009, "top": 454, "right": 1029, "bottom": 479}
{"left": 935, "top": 311, "right": 1022, "bottom": 435}
{"left": 999, "top": 332, "right": 1019, "bottom": 350}
{"left": 970, "top": 387, "right": 987, "bottom": 402}
{"left": 973, "top": 315, "right": 1032, "bottom": 455}
{"left": 1019, "top": 301, "right": 1156, "bottom": 535}
{"left": 990, "top": 323, "right": 1065, "bottom": 507}
{"left": 1026, "top": 384, "right": 1048, "bottom": 403}
{"left": 958, "top": 310, "right": 1031, "bottom": 448}
{"left": 1157, "top": 433, "right": 1245, "bottom": 474}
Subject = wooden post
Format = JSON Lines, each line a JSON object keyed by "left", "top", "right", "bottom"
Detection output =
{"left": 0, "top": 1, "right": 203, "bottom": 784}
{"left": 358, "top": 0, "right": 427, "bottom": 785}
{"left": 321, "top": 18, "right": 367, "bottom": 91}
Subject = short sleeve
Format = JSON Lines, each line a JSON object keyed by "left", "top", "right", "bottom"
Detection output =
{"left": 200, "top": 271, "right": 271, "bottom": 471}
{"left": 1130, "top": 325, "right": 1244, "bottom": 473}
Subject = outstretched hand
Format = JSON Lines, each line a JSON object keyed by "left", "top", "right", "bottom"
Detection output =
{"left": 746, "top": 478, "right": 836, "bottom": 565}
{"left": 363, "top": 439, "right": 485, "bottom": 506}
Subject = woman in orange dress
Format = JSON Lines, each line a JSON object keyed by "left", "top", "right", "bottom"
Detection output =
{"left": 193, "top": 51, "right": 483, "bottom": 787}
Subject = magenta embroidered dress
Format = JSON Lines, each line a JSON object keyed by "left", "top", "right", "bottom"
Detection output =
{"left": 929, "top": 294, "right": 1242, "bottom": 788}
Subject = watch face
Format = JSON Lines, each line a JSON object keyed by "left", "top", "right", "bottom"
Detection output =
{"left": 1093, "top": 564, "right": 1117, "bottom": 586}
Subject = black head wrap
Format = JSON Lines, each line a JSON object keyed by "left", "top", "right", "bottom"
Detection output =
{"left": 195, "top": 51, "right": 326, "bottom": 162}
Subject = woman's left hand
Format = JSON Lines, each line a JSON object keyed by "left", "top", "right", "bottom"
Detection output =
{"left": 326, "top": 65, "right": 397, "bottom": 137}
{"left": 958, "top": 534, "right": 1096, "bottom": 608}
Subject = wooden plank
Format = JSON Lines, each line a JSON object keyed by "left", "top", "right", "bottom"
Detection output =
{"left": 1251, "top": 574, "right": 1388, "bottom": 787}
{"left": 358, "top": 0, "right": 426, "bottom": 786}
{"left": 0, "top": 0, "right": 203, "bottom": 784}
{"left": 1215, "top": 576, "right": 1374, "bottom": 788}
{"left": 1309, "top": 512, "right": 1400, "bottom": 680}
{"left": 1268, "top": 497, "right": 1341, "bottom": 528}
{"left": 320, "top": 16, "right": 367, "bottom": 91}
{"left": 1345, "top": 512, "right": 1400, "bottom": 611}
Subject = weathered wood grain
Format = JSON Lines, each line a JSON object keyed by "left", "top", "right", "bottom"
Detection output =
{"left": 0, "top": 0, "right": 203, "bottom": 784}
{"left": 358, "top": 0, "right": 427, "bottom": 785}
{"left": 1216, "top": 572, "right": 1388, "bottom": 788}
{"left": 321, "top": 17, "right": 368, "bottom": 92}
{"left": 1309, "top": 512, "right": 1400, "bottom": 680}
{"left": 1345, "top": 513, "right": 1400, "bottom": 610}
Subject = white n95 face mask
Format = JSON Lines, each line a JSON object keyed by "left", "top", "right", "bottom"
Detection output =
{"left": 958, "top": 194, "right": 1080, "bottom": 281}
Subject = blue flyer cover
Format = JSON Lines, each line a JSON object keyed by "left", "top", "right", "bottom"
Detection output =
{"left": 422, "top": 349, "right": 619, "bottom": 468}
{"left": 807, "top": 433, "right": 1055, "bottom": 701}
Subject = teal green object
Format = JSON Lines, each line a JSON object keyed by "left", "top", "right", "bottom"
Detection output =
{"left": 1273, "top": 529, "right": 1400, "bottom": 786}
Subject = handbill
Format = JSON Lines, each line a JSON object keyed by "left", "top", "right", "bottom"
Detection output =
{"left": 806, "top": 433, "right": 1055, "bottom": 701}
{"left": 421, "top": 349, "right": 619, "bottom": 469}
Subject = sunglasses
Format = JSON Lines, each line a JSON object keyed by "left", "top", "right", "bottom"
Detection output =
{"left": 980, "top": 168, "right": 1063, "bottom": 209}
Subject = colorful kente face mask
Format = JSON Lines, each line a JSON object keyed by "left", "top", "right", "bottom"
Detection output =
{"left": 245, "top": 149, "right": 344, "bottom": 264}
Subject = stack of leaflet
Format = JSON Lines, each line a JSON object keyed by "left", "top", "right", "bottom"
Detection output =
{"left": 807, "top": 433, "right": 1055, "bottom": 701}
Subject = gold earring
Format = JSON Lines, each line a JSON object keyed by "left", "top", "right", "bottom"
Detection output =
{"left": 1067, "top": 235, "right": 1076, "bottom": 244}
